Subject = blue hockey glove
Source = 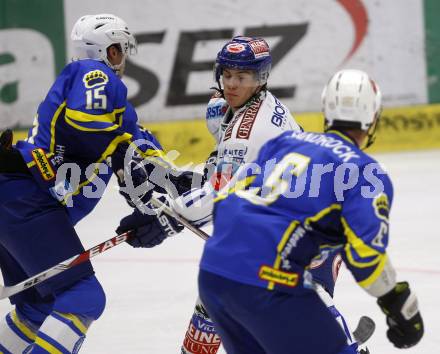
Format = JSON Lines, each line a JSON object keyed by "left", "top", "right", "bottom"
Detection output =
{"left": 111, "top": 144, "right": 155, "bottom": 209}
{"left": 377, "top": 281, "right": 424, "bottom": 348}
{"left": 116, "top": 196, "right": 183, "bottom": 248}
{"left": 0, "top": 129, "right": 30, "bottom": 174}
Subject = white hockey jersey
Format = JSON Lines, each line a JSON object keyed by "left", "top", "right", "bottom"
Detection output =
{"left": 173, "top": 89, "right": 302, "bottom": 223}
{"left": 206, "top": 90, "right": 301, "bottom": 183}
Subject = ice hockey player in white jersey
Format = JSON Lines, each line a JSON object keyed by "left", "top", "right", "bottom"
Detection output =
{"left": 177, "top": 36, "right": 364, "bottom": 354}
{"left": 178, "top": 35, "right": 301, "bottom": 354}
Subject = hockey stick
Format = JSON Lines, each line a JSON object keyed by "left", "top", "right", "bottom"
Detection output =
{"left": 353, "top": 316, "right": 376, "bottom": 345}
{"left": 0, "top": 231, "right": 132, "bottom": 300}
{"left": 149, "top": 197, "right": 210, "bottom": 241}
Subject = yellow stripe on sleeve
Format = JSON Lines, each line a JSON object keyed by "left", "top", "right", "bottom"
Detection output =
{"left": 357, "top": 253, "right": 388, "bottom": 288}
{"left": 342, "top": 217, "right": 383, "bottom": 268}
{"left": 50, "top": 101, "right": 67, "bottom": 153}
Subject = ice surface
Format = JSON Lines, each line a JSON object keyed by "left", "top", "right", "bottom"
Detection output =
{"left": 1, "top": 150, "right": 439, "bottom": 353}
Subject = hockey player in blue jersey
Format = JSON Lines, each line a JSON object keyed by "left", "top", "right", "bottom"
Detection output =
{"left": 0, "top": 14, "right": 182, "bottom": 353}
{"left": 197, "top": 69, "right": 424, "bottom": 353}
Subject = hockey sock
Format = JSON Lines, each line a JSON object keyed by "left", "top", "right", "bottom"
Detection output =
{"left": 28, "top": 274, "right": 106, "bottom": 353}
{"left": 29, "top": 312, "right": 92, "bottom": 353}
{"left": 0, "top": 309, "right": 38, "bottom": 353}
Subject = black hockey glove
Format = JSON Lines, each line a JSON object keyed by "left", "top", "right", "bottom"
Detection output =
{"left": 377, "top": 281, "right": 424, "bottom": 348}
{"left": 0, "top": 129, "right": 30, "bottom": 174}
{"left": 167, "top": 170, "right": 204, "bottom": 197}
{"left": 116, "top": 196, "right": 183, "bottom": 248}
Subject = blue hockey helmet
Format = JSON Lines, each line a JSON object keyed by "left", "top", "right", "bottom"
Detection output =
{"left": 214, "top": 36, "right": 272, "bottom": 85}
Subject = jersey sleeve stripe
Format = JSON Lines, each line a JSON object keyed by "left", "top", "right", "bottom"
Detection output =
{"left": 50, "top": 101, "right": 67, "bottom": 153}
{"left": 341, "top": 217, "right": 383, "bottom": 268}
{"left": 357, "top": 253, "right": 388, "bottom": 288}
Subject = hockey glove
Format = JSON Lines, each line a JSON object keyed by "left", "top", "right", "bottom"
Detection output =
{"left": 167, "top": 170, "right": 204, "bottom": 197}
{"left": 202, "top": 150, "right": 218, "bottom": 185}
{"left": 377, "top": 281, "right": 424, "bottom": 348}
{"left": 116, "top": 196, "right": 183, "bottom": 248}
{"left": 111, "top": 144, "right": 155, "bottom": 209}
{"left": 0, "top": 129, "right": 30, "bottom": 175}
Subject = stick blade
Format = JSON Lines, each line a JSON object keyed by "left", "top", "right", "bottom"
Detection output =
{"left": 353, "top": 316, "right": 376, "bottom": 345}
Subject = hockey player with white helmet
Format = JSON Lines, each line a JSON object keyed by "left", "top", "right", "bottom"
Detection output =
{"left": 197, "top": 69, "right": 424, "bottom": 353}
{"left": 0, "top": 14, "right": 182, "bottom": 353}
{"left": 70, "top": 14, "right": 137, "bottom": 77}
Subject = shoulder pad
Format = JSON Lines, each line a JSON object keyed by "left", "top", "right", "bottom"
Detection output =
{"left": 206, "top": 95, "right": 229, "bottom": 139}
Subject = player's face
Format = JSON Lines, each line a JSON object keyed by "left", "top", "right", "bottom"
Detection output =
{"left": 222, "top": 69, "right": 261, "bottom": 111}
{"left": 108, "top": 46, "right": 126, "bottom": 77}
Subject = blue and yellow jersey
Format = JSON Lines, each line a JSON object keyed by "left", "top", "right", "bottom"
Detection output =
{"left": 15, "top": 59, "right": 164, "bottom": 224}
{"left": 200, "top": 130, "right": 393, "bottom": 295}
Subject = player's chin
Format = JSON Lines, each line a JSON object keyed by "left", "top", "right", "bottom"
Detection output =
{"left": 225, "top": 95, "right": 243, "bottom": 109}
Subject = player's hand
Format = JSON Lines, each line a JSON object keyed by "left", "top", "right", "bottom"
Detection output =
{"left": 0, "top": 129, "right": 30, "bottom": 174}
{"left": 202, "top": 150, "right": 218, "bottom": 185}
{"left": 377, "top": 281, "right": 424, "bottom": 348}
{"left": 167, "top": 170, "right": 203, "bottom": 197}
{"left": 111, "top": 145, "right": 154, "bottom": 209}
{"left": 116, "top": 196, "right": 183, "bottom": 248}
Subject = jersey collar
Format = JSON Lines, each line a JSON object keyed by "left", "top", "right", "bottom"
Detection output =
{"left": 326, "top": 129, "right": 358, "bottom": 147}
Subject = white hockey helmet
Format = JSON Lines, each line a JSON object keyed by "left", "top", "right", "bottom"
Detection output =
{"left": 71, "top": 14, "right": 137, "bottom": 69}
{"left": 321, "top": 69, "right": 382, "bottom": 131}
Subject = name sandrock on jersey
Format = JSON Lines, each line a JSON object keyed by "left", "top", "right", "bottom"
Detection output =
{"left": 16, "top": 59, "right": 164, "bottom": 224}
{"left": 201, "top": 130, "right": 393, "bottom": 295}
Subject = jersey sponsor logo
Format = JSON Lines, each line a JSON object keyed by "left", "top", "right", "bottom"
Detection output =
{"left": 373, "top": 192, "right": 390, "bottom": 221}
{"left": 83, "top": 70, "right": 109, "bottom": 88}
{"left": 236, "top": 100, "right": 262, "bottom": 139}
{"left": 206, "top": 103, "right": 227, "bottom": 119}
{"left": 249, "top": 39, "right": 270, "bottom": 58}
{"left": 223, "top": 113, "right": 241, "bottom": 141}
{"left": 258, "top": 265, "right": 299, "bottom": 287}
{"left": 183, "top": 317, "right": 221, "bottom": 354}
{"left": 52, "top": 144, "right": 66, "bottom": 166}
{"left": 271, "top": 97, "right": 287, "bottom": 127}
{"left": 226, "top": 43, "right": 245, "bottom": 53}
{"left": 31, "top": 148, "right": 55, "bottom": 181}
